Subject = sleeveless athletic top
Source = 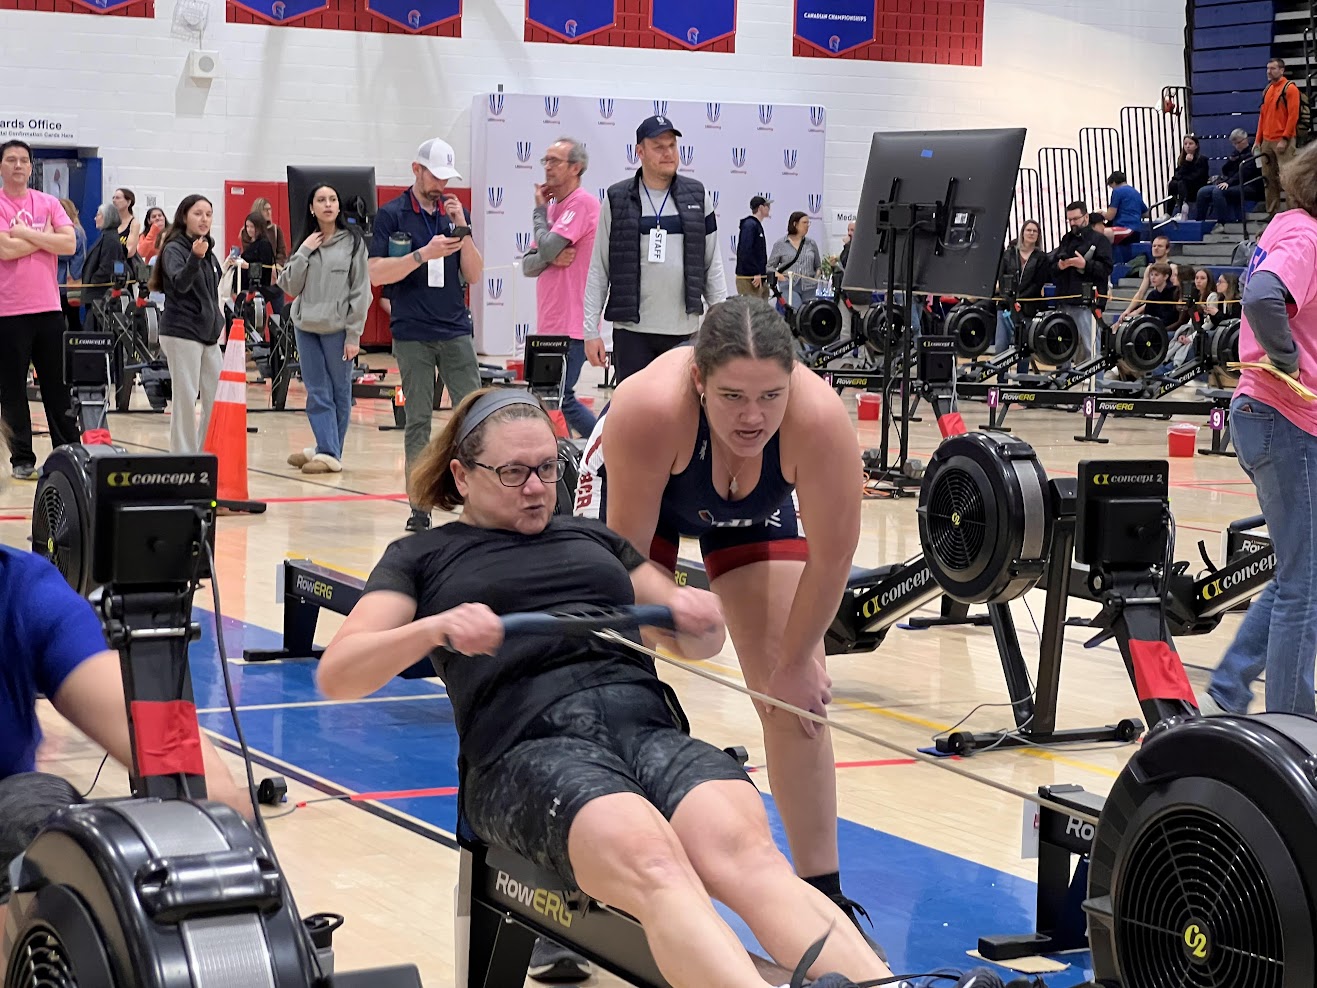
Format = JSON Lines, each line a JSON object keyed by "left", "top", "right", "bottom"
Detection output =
{"left": 117, "top": 221, "right": 132, "bottom": 250}
{"left": 658, "top": 407, "right": 795, "bottom": 535}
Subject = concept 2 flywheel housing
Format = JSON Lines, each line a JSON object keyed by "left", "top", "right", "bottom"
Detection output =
{"left": 917, "top": 431, "right": 1052, "bottom": 604}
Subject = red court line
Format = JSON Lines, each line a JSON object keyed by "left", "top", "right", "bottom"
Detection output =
{"left": 0, "top": 515, "right": 30, "bottom": 521}
{"left": 837, "top": 757, "right": 918, "bottom": 768}
{"left": 1175, "top": 484, "right": 1254, "bottom": 498}
{"left": 261, "top": 493, "right": 409, "bottom": 504}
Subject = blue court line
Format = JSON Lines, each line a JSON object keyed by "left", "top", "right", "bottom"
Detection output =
{"left": 190, "top": 608, "right": 1096, "bottom": 984}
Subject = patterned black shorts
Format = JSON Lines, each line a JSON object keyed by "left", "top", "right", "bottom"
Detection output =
{"left": 0, "top": 772, "right": 83, "bottom": 903}
{"left": 463, "top": 683, "right": 752, "bottom": 886}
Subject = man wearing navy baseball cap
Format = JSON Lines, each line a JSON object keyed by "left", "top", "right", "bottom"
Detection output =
{"left": 581, "top": 114, "right": 726, "bottom": 383}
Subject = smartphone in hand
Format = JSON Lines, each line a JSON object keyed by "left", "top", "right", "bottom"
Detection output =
{"left": 450, "top": 226, "right": 472, "bottom": 240}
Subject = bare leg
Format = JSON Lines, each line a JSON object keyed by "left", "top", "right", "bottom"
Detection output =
{"left": 567, "top": 792, "right": 775, "bottom": 988}
{"left": 712, "top": 559, "right": 839, "bottom": 879}
{"left": 672, "top": 781, "right": 890, "bottom": 983}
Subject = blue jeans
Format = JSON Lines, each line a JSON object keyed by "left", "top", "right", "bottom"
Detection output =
{"left": 994, "top": 311, "right": 1030, "bottom": 372}
{"left": 561, "top": 339, "right": 597, "bottom": 438}
{"left": 295, "top": 329, "right": 352, "bottom": 461}
{"left": 1194, "top": 184, "right": 1242, "bottom": 224}
{"left": 1208, "top": 394, "right": 1317, "bottom": 714}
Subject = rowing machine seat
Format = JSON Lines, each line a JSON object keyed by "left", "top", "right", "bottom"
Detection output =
{"left": 847, "top": 564, "right": 901, "bottom": 589}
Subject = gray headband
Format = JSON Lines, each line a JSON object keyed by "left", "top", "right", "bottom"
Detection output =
{"left": 457, "top": 389, "right": 545, "bottom": 445}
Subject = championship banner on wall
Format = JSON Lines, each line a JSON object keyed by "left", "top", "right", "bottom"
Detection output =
{"left": 526, "top": 0, "right": 616, "bottom": 41}
{"left": 67, "top": 0, "right": 149, "bottom": 13}
{"left": 469, "top": 93, "right": 826, "bottom": 354}
{"left": 794, "top": 0, "right": 984, "bottom": 65}
{"left": 228, "top": 0, "right": 328, "bottom": 24}
{"left": 650, "top": 0, "right": 736, "bottom": 49}
{"left": 525, "top": 0, "right": 736, "bottom": 51}
{"left": 794, "top": 0, "right": 874, "bottom": 56}
{"left": 365, "top": 0, "right": 459, "bottom": 31}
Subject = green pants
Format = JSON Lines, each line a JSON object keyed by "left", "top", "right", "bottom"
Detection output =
{"left": 393, "top": 335, "right": 483, "bottom": 486}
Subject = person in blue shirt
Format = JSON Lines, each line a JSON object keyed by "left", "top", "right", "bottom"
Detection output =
{"left": 1103, "top": 171, "right": 1148, "bottom": 240}
{"left": 369, "top": 138, "right": 485, "bottom": 534}
{"left": 0, "top": 545, "right": 247, "bottom": 919}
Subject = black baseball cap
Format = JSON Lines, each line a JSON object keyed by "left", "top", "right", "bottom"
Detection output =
{"left": 750, "top": 195, "right": 771, "bottom": 211}
{"left": 636, "top": 115, "right": 682, "bottom": 143}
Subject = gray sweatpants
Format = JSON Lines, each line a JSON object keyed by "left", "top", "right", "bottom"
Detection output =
{"left": 393, "top": 335, "right": 482, "bottom": 489}
{"left": 160, "top": 335, "right": 222, "bottom": 454}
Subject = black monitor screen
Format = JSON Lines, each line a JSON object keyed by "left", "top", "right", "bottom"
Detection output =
{"left": 842, "top": 128, "right": 1026, "bottom": 300}
{"left": 286, "top": 165, "right": 378, "bottom": 250}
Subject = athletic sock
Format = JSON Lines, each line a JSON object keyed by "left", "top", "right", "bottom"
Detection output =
{"left": 802, "top": 871, "right": 843, "bottom": 898}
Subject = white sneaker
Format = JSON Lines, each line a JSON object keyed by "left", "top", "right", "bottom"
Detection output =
{"left": 1197, "top": 691, "right": 1230, "bottom": 716}
{"left": 304, "top": 452, "right": 343, "bottom": 474}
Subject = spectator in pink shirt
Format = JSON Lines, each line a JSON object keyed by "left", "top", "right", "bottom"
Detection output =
{"left": 1203, "top": 142, "right": 1317, "bottom": 715}
{"left": 521, "top": 137, "right": 600, "bottom": 438}
{"left": 0, "top": 141, "right": 80, "bottom": 479}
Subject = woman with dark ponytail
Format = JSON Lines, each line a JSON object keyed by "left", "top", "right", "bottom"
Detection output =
{"left": 573, "top": 294, "right": 878, "bottom": 949}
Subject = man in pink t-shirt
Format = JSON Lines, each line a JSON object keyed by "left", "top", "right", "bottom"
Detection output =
{"left": 1204, "top": 155, "right": 1317, "bottom": 717}
{"left": 522, "top": 137, "right": 601, "bottom": 439}
{"left": 0, "top": 140, "right": 80, "bottom": 478}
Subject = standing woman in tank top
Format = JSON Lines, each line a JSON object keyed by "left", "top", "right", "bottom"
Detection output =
{"left": 573, "top": 295, "right": 880, "bottom": 949}
{"left": 110, "top": 188, "right": 140, "bottom": 260}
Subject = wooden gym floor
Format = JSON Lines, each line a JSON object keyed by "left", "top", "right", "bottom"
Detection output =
{"left": 15, "top": 358, "right": 1264, "bottom": 987}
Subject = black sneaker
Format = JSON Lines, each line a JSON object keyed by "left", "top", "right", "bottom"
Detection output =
{"left": 527, "top": 938, "right": 591, "bottom": 983}
{"left": 12, "top": 464, "right": 36, "bottom": 481}
{"left": 830, "top": 893, "right": 888, "bottom": 964}
{"left": 405, "top": 509, "right": 431, "bottom": 533}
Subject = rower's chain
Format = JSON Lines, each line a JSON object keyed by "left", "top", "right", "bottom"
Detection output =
{"left": 597, "top": 630, "right": 1104, "bottom": 827}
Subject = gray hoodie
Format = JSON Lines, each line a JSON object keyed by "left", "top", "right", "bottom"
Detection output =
{"left": 277, "top": 228, "right": 370, "bottom": 346}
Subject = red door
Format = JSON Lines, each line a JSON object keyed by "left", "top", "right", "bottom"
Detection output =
{"left": 224, "top": 181, "right": 288, "bottom": 256}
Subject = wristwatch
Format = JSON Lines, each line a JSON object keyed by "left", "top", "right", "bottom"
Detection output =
{"left": 412, "top": 249, "right": 424, "bottom": 265}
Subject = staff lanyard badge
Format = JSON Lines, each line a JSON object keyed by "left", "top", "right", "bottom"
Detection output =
{"left": 420, "top": 202, "right": 447, "bottom": 287}
{"left": 648, "top": 228, "right": 667, "bottom": 264}
{"left": 645, "top": 185, "right": 671, "bottom": 264}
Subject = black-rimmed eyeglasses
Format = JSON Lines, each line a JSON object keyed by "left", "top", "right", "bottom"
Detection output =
{"left": 470, "top": 457, "right": 566, "bottom": 488}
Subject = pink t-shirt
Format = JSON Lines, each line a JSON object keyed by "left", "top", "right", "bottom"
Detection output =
{"left": 0, "top": 189, "right": 72, "bottom": 318}
{"left": 1237, "top": 208, "right": 1317, "bottom": 436}
{"left": 533, "top": 187, "right": 600, "bottom": 340}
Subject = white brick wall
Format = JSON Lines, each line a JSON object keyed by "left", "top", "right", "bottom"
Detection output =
{"left": 7, "top": 0, "right": 1187, "bottom": 248}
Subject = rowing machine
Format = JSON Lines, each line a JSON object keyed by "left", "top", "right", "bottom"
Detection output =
{"left": 1072, "top": 390, "right": 1233, "bottom": 449}
{"left": 13, "top": 450, "right": 421, "bottom": 987}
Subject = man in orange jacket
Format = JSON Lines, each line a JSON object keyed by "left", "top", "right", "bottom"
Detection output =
{"left": 1257, "top": 57, "right": 1301, "bottom": 215}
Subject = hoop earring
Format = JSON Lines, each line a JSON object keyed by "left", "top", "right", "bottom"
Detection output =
{"left": 699, "top": 392, "right": 706, "bottom": 407}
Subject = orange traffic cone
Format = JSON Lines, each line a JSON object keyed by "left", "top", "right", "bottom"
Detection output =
{"left": 204, "top": 321, "right": 266, "bottom": 515}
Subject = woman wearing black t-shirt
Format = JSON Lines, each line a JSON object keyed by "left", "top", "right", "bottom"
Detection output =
{"left": 317, "top": 389, "right": 891, "bottom": 988}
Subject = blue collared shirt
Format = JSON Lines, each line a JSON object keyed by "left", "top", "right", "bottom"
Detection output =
{"left": 370, "top": 189, "right": 473, "bottom": 342}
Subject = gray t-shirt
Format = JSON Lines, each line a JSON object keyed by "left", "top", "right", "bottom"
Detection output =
{"left": 583, "top": 184, "right": 727, "bottom": 339}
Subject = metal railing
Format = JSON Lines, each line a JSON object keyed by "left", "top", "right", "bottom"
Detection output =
{"left": 1009, "top": 167, "right": 1044, "bottom": 245}
{"left": 1024, "top": 86, "right": 1190, "bottom": 246}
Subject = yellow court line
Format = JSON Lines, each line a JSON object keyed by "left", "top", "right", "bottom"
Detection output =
{"left": 275, "top": 560, "right": 1122, "bottom": 780}
{"left": 673, "top": 653, "right": 1121, "bottom": 779}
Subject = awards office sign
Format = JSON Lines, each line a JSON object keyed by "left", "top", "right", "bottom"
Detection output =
{"left": 0, "top": 115, "right": 80, "bottom": 147}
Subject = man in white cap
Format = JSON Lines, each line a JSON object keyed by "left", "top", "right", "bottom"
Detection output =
{"left": 370, "top": 137, "right": 484, "bottom": 532}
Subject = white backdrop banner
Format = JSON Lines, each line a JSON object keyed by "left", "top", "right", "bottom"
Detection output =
{"left": 469, "top": 93, "right": 827, "bottom": 355}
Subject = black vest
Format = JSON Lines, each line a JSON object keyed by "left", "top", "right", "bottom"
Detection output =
{"left": 604, "top": 171, "right": 708, "bottom": 325}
